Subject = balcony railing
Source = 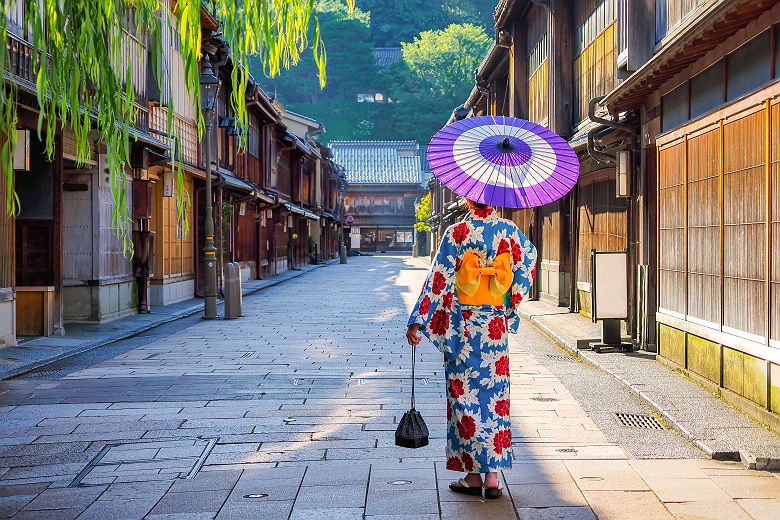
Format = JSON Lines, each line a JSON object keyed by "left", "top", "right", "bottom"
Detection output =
{"left": 6, "top": 33, "right": 36, "bottom": 87}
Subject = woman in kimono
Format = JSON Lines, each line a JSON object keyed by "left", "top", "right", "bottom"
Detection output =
{"left": 406, "top": 200, "right": 537, "bottom": 499}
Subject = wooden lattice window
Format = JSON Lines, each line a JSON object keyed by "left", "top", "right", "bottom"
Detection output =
{"left": 772, "top": 102, "right": 780, "bottom": 345}
{"left": 686, "top": 127, "right": 720, "bottom": 325}
{"left": 723, "top": 110, "right": 766, "bottom": 339}
{"left": 658, "top": 141, "right": 686, "bottom": 315}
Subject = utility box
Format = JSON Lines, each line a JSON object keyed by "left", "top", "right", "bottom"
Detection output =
{"left": 224, "top": 262, "right": 243, "bottom": 319}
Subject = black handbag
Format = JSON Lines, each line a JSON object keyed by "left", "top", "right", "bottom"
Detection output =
{"left": 395, "top": 343, "right": 429, "bottom": 448}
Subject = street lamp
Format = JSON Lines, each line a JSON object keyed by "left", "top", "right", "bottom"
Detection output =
{"left": 200, "top": 54, "right": 220, "bottom": 319}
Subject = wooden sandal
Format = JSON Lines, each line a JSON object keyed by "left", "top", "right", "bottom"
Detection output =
{"left": 449, "top": 478, "right": 483, "bottom": 496}
{"left": 483, "top": 484, "right": 503, "bottom": 499}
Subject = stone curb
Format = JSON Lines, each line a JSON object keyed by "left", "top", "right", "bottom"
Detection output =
{"left": 518, "top": 310, "right": 755, "bottom": 466}
{"left": 1, "top": 264, "right": 325, "bottom": 381}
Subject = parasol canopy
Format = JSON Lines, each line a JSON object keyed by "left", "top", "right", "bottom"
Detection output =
{"left": 427, "top": 115, "right": 579, "bottom": 208}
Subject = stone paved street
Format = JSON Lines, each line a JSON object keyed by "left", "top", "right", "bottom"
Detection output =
{"left": 1, "top": 256, "right": 779, "bottom": 519}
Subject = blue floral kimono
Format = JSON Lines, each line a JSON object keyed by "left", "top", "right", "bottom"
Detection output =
{"left": 408, "top": 206, "right": 537, "bottom": 472}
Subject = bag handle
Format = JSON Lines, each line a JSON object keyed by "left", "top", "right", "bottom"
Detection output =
{"left": 410, "top": 342, "right": 416, "bottom": 410}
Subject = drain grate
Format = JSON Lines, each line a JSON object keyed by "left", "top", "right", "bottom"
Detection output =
{"left": 615, "top": 412, "right": 664, "bottom": 430}
{"left": 531, "top": 396, "right": 560, "bottom": 402}
{"left": 546, "top": 354, "right": 573, "bottom": 361}
{"left": 69, "top": 437, "right": 218, "bottom": 487}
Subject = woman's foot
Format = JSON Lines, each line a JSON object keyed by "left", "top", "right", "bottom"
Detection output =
{"left": 449, "top": 473, "right": 483, "bottom": 496}
{"left": 483, "top": 471, "right": 503, "bottom": 499}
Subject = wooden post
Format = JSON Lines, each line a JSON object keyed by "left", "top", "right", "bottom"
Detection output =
{"left": 510, "top": 20, "right": 528, "bottom": 119}
{"left": 53, "top": 134, "right": 64, "bottom": 335}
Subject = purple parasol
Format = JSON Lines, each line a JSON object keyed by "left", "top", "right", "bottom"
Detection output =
{"left": 427, "top": 115, "right": 579, "bottom": 208}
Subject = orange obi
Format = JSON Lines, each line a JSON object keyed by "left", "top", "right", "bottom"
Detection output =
{"left": 455, "top": 252, "right": 512, "bottom": 306}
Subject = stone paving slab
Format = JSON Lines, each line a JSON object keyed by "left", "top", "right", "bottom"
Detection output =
{"left": 518, "top": 299, "right": 780, "bottom": 467}
{"left": 0, "top": 256, "right": 778, "bottom": 519}
{"left": 0, "top": 265, "right": 324, "bottom": 381}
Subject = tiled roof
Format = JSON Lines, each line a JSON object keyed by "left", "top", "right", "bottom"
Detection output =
{"left": 330, "top": 141, "right": 424, "bottom": 185}
{"left": 374, "top": 47, "right": 403, "bottom": 68}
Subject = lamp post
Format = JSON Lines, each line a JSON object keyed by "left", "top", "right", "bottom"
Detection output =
{"left": 200, "top": 55, "right": 220, "bottom": 319}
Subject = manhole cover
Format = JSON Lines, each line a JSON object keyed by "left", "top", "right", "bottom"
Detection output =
{"left": 69, "top": 437, "right": 218, "bottom": 487}
{"left": 615, "top": 412, "right": 664, "bottom": 430}
{"left": 531, "top": 396, "right": 559, "bottom": 402}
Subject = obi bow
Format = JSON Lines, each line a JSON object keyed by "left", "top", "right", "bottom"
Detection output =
{"left": 455, "top": 252, "right": 512, "bottom": 306}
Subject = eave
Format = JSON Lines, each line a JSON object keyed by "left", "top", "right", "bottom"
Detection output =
{"left": 601, "top": 0, "right": 777, "bottom": 112}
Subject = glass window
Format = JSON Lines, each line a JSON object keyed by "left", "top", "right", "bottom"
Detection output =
{"left": 775, "top": 24, "right": 780, "bottom": 78}
{"left": 662, "top": 82, "right": 689, "bottom": 132}
{"left": 727, "top": 31, "right": 771, "bottom": 101}
{"left": 656, "top": 0, "right": 667, "bottom": 42}
{"left": 690, "top": 60, "right": 724, "bottom": 119}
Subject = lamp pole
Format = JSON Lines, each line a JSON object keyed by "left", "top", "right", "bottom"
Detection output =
{"left": 200, "top": 55, "right": 219, "bottom": 319}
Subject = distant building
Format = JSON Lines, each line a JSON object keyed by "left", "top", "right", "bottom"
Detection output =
{"left": 373, "top": 47, "right": 403, "bottom": 68}
{"left": 355, "top": 48, "right": 404, "bottom": 104}
{"left": 332, "top": 141, "right": 425, "bottom": 253}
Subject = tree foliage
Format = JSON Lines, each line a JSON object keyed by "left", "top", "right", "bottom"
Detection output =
{"left": 358, "top": 0, "right": 495, "bottom": 47}
{"left": 0, "top": 0, "right": 353, "bottom": 254}
{"left": 262, "top": 1, "right": 375, "bottom": 104}
{"left": 414, "top": 192, "right": 431, "bottom": 233}
{"left": 401, "top": 24, "right": 491, "bottom": 98}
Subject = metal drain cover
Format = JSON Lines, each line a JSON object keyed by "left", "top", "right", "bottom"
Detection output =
{"left": 615, "top": 412, "right": 664, "bottom": 430}
{"left": 69, "top": 437, "right": 218, "bottom": 487}
{"left": 531, "top": 397, "right": 560, "bottom": 402}
{"left": 547, "top": 354, "right": 573, "bottom": 361}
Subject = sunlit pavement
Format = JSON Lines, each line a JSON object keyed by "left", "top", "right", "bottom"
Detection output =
{"left": 0, "top": 256, "right": 778, "bottom": 519}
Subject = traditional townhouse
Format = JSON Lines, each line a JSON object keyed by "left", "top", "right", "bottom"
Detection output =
{"left": 432, "top": 0, "right": 638, "bottom": 330}
{"left": 1, "top": 2, "right": 203, "bottom": 339}
{"left": 334, "top": 141, "right": 426, "bottom": 253}
{"left": 599, "top": 0, "right": 780, "bottom": 427}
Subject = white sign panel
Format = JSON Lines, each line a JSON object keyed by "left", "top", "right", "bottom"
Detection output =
{"left": 592, "top": 251, "right": 628, "bottom": 320}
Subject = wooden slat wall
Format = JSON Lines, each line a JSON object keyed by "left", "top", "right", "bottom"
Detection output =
{"left": 577, "top": 177, "right": 627, "bottom": 284}
{"left": 0, "top": 156, "right": 13, "bottom": 288}
{"left": 657, "top": 0, "right": 708, "bottom": 40}
{"left": 687, "top": 127, "right": 720, "bottom": 324}
{"left": 235, "top": 211, "right": 257, "bottom": 264}
{"left": 659, "top": 98, "right": 779, "bottom": 343}
{"left": 723, "top": 110, "right": 766, "bottom": 337}
{"left": 771, "top": 103, "right": 780, "bottom": 343}
{"left": 527, "top": 6, "right": 548, "bottom": 125}
{"left": 541, "top": 201, "right": 560, "bottom": 262}
{"left": 658, "top": 141, "right": 686, "bottom": 314}
{"left": 573, "top": 0, "right": 618, "bottom": 125}
{"left": 150, "top": 174, "right": 194, "bottom": 280}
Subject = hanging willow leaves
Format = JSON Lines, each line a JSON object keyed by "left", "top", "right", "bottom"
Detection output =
{"left": 0, "top": 0, "right": 353, "bottom": 256}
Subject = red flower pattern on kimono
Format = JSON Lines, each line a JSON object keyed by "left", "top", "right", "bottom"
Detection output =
{"left": 487, "top": 316, "right": 506, "bottom": 341}
{"left": 447, "top": 457, "right": 464, "bottom": 471}
{"left": 449, "top": 378, "right": 464, "bottom": 399}
{"left": 429, "top": 309, "right": 450, "bottom": 336}
{"left": 451, "top": 222, "right": 471, "bottom": 244}
{"left": 495, "top": 355, "right": 510, "bottom": 377}
{"left": 418, "top": 295, "right": 431, "bottom": 316}
{"left": 457, "top": 415, "right": 477, "bottom": 441}
{"left": 494, "top": 399, "right": 510, "bottom": 417}
{"left": 492, "top": 429, "right": 512, "bottom": 454}
{"left": 431, "top": 271, "right": 446, "bottom": 295}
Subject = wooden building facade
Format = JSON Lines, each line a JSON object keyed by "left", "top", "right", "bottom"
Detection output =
{"left": 429, "top": 0, "right": 780, "bottom": 427}
{"left": 1, "top": 4, "right": 344, "bottom": 347}
{"left": 601, "top": 0, "right": 780, "bottom": 427}
{"left": 432, "top": 0, "right": 635, "bottom": 316}
{"left": 333, "top": 141, "right": 426, "bottom": 253}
